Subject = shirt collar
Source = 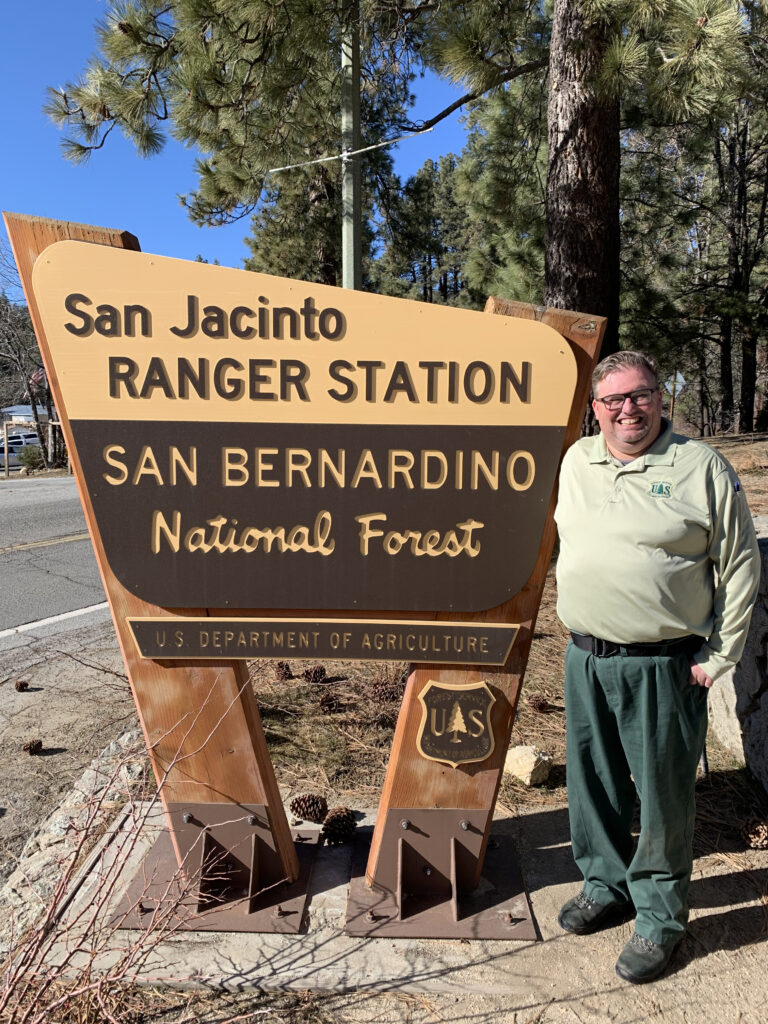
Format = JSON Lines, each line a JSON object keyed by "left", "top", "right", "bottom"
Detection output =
{"left": 588, "top": 419, "right": 676, "bottom": 467}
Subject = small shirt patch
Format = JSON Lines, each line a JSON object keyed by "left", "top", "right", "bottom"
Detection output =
{"left": 649, "top": 481, "right": 672, "bottom": 498}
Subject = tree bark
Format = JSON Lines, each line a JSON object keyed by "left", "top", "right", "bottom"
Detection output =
{"left": 719, "top": 316, "right": 735, "bottom": 432}
{"left": 739, "top": 326, "right": 757, "bottom": 432}
{"left": 545, "top": 0, "right": 620, "bottom": 357}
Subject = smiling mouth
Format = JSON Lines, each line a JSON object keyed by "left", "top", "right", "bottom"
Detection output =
{"left": 618, "top": 415, "right": 644, "bottom": 426}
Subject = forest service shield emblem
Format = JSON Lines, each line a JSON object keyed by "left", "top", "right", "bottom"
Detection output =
{"left": 416, "top": 680, "right": 496, "bottom": 768}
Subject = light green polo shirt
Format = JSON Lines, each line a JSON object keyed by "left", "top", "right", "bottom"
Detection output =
{"left": 554, "top": 421, "right": 760, "bottom": 681}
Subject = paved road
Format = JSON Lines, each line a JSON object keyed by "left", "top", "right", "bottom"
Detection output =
{"left": 0, "top": 476, "right": 107, "bottom": 633}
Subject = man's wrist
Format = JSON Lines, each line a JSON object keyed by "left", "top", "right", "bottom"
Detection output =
{"left": 691, "top": 646, "right": 732, "bottom": 683}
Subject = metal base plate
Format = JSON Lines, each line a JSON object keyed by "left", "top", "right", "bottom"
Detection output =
{"left": 113, "top": 829, "right": 318, "bottom": 934}
{"left": 345, "top": 829, "right": 538, "bottom": 940}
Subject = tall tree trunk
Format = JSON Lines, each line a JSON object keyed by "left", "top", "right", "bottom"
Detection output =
{"left": 697, "top": 342, "right": 710, "bottom": 437}
{"left": 545, "top": 0, "right": 620, "bottom": 357}
{"left": 755, "top": 332, "right": 768, "bottom": 430}
{"left": 739, "top": 326, "right": 758, "bottom": 432}
{"left": 719, "top": 316, "right": 735, "bottom": 432}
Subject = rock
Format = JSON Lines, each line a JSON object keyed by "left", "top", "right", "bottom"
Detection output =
{"left": 0, "top": 727, "right": 148, "bottom": 953}
{"left": 72, "top": 766, "right": 108, "bottom": 801}
{"left": 709, "top": 518, "right": 768, "bottom": 794}
{"left": 503, "top": 745, "right": 553, "bottom": 786}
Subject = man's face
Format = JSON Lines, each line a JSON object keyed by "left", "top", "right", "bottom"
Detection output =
{"left": 592, "top": 366, "right": 663, "bottom": 458}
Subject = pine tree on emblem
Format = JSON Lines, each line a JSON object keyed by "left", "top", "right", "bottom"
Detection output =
{"left": 447, "top": 701, "right": 467, "bottom": 745}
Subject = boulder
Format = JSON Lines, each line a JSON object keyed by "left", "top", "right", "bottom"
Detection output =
{"left": 709, "top": 517, "right": 768, "bottom": 793}
{"left": 503, "top": 744, "right": 553, "bottom": 786}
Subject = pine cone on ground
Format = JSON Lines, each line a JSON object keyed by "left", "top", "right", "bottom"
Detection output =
{"left": 321, "top": 806, "right": 356, "bottom": 844}
{"left": 370, "top": 671, "right": 407, "bottom": 704}
{"left": 303, "top": 664, "right": 327, "bottom": 684}
{"left": 375, "top": 708, "right": 398, "bottom": 729}
{"left": 289, "top": 793, "right": 328, "bottom": 824}
{"left": 527, "top": 694, "right": 552, "bottom": 713}
{"left": 318, "top": 689, "right": 339, "bottom": 715}
{"left": 23, "top": 739, "right": 42, "bottom": 755}
{"left": 742, "top": 817, "right": 768, "bottom": 850}
{"left": 274, "top": 661, "right": 293, "bottom": 681}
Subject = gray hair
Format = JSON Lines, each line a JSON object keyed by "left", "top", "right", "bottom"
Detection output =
{"left": 592, "top": 351, "right": 659, "bottom": 394}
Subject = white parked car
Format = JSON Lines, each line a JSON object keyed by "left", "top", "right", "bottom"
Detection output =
{"left": 7, "top": 432, "right": 40, "bottom": 446}
{"left": 0, "top": 434, "right": 43, "bottom": 467}
{"left": 0, "top": 443, "right": 22, "bottom": 468}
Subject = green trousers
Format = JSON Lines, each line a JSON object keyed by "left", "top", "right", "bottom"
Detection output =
{"left": 564, "top": 641, "right": 708, "bottom": 945}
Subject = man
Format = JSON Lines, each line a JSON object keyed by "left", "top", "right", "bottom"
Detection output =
{"left": 554, "top": 350, "right": 760, "bottom": 984}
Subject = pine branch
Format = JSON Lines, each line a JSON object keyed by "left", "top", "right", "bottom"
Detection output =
{"left": 394, "top": 57, "right": 547, "bottom": 133}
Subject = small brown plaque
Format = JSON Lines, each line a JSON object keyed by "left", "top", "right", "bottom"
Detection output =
{"left": 416, "top": 679, "right": 496, "bottom": 767}
{"left": 128, "top": 617, "right": 519, "bottom": 666}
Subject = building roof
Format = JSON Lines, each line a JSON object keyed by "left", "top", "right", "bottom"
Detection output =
{"left": 1, "top": 404, "right": 48, "bottom": 419}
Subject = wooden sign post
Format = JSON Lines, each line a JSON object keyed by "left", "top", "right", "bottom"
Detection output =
{"left": 6, "top": 212, "right": 603, "bottom": 938}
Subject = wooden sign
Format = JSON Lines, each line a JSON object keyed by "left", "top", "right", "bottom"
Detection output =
{"left": 31, "top": 242, "right": 577, "bottom": 615}
{"left": 9, "top": 213, "right": 603, "bottom": 941}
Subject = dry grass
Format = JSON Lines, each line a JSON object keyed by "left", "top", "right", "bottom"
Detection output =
{"left": 706, "top": 432, "right": 768, "bottom": 515}
{"left": 249, "top": 658, "right": 406, "bottom": 806}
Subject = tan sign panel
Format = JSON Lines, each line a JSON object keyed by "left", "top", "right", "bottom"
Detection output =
{"left": 32, "top": 242, "right": 577, "bottom": 613}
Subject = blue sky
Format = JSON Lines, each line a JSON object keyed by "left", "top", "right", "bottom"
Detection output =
{"left": 2, "top": 1, "right": 467, "bottom": 278}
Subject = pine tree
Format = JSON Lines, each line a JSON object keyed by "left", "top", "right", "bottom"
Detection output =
{"left": 619, "top": 2, "right": 768, "bottom": 434}
{"left": 447, "top": 701, "right": 467, "bottom": 744}
{"left": 456, "top": 76, "right": 547, "bottom": 304}
{"left": 373, "top": 156, "right": 479, "bottom": 305}
{"left": 46, "top": 0, "right": 750, "bottom": 350}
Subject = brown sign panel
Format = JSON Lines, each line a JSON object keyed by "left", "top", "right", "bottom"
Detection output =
{"left": 416, "top": 680, "right": 497, "bottom": 768}
{"left": 128, "top": 618, "right": 519, "bottom": 664}
{"left": 32, "top": 242, "right": 577, "bottom": 615}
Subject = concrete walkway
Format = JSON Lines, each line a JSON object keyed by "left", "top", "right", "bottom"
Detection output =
{"left": 49, "top": 798, "right": 768, "bottom": 1024}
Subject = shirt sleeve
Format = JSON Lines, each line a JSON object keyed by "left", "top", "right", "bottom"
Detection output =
{"left": 693, "top": 464, "right": 761, "bottom": 681}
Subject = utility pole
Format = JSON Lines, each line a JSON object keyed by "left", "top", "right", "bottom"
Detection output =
{"left": 341, "top": 2, "right": 362, "bottom": 290}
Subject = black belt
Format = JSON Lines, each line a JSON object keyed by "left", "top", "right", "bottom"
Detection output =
{"left": 569, "top": 632, "right": 700, "bottom": 658}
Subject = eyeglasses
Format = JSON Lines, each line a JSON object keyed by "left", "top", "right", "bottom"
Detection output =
{"left": 594, "top": 388, "right": 657, "bottom": 412}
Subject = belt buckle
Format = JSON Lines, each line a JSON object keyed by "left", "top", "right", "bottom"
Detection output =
{"left": 592, "top": 637, "right": 614, "bottom": 657}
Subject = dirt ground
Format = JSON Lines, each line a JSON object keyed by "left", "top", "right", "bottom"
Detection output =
{"left": 1, "top": 433, "right": 767, "bottom": 1022}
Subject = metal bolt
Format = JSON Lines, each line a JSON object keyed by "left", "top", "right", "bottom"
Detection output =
{"left": 400, "top": 819, "right": 410, "bottom": 830}
{"left": 224, "top": 861, "right": 233, "bottom": 872}
{"left": 504, "top": 912, "right": 515, "bottom": 925}
{"left": 182, "top": 813, "right": 193, "bottom": 824}
{"left": 365, "top": 909, "right": 376, "bottom": 922}
{"left": 459, "top": 820, "right": 470, "bottom": 831}
{"left": 423, "top": 866, "right": 432, "bottom": 876}
{"left": 138, "top": 901, "right": 150, "bottom": 915}
{"left": 273, "top": 904, "right": 286, "bottom": 919}
{"left": 295, "top": 833, "right": 307, "bottom": 843}
{"left": 247, "top": 815, "right": 258, "bottom": 826}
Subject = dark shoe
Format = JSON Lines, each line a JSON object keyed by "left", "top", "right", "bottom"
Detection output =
{"left": 558, "top": 891, "right": 631, "bottom": 935}
{"left": 615, "top": 932, "right": 680, "bottom": 984}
